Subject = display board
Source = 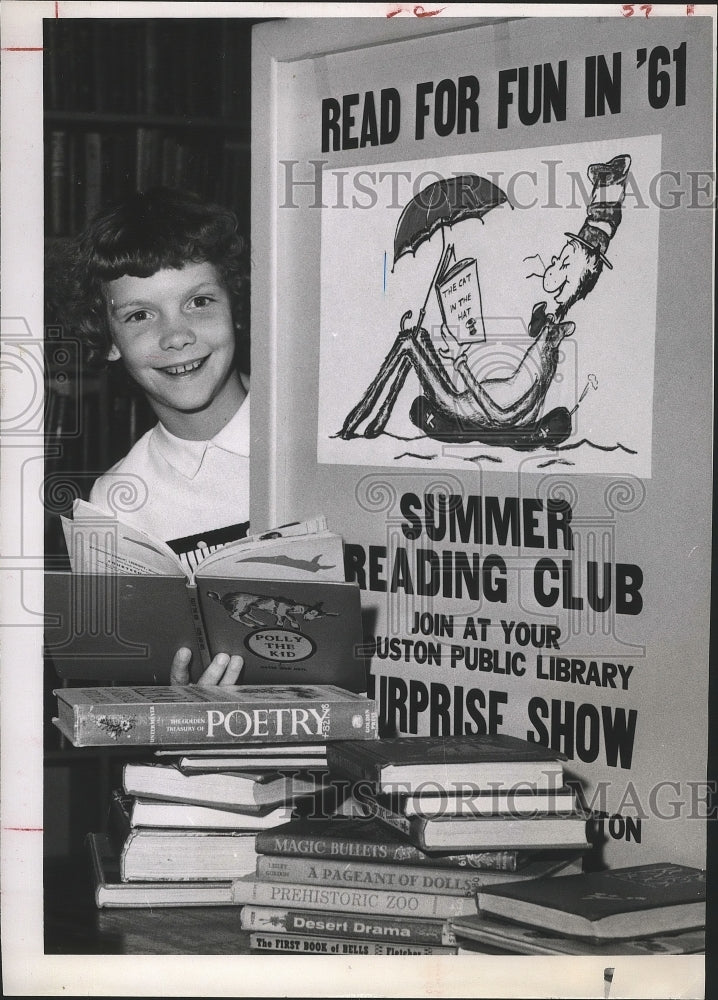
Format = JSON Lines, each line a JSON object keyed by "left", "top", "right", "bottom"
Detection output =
{"left": 251, "top": 14, "right": 714, "bottom": 874}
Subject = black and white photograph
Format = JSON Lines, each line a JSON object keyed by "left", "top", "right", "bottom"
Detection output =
{"left": 0, "top": 4, "right": 715, "bottom": 997}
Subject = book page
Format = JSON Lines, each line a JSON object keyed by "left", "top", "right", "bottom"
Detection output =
{"left": 195, "top": 530, "right": 346, "bottom": 582}
{"left": 63, "top": 501, "right": 185, "bottom": 576}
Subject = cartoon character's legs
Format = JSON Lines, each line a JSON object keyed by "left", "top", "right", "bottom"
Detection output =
{"left": 364, "top": 357, "right": 412, "bottom": 438}
{"left": 339, "top": 323, "right": 433, "bottom": 438}
{"left": 279, "top": 616, "right": 301, "bottom": 629}
{"left": 340, "top": 315, "right": 573, "bottom": 440}
{"left": 339, "top": 325, "right": 479, "bottom": 439}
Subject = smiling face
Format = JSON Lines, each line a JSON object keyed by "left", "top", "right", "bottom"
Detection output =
{"left": 105, "top": 261, "right": 244, "bottom": 439}
{"left": 542, "top": 240, "right": 593, "bottom": 309}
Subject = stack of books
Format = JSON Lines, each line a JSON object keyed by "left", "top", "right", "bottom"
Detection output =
{"left": 102, "top": 763, "right": 331, "bottom": 885}
{"left": 49, "top": 683, "right": 378, "bottom": 907}
{"left": 325, "top": 734, "right": 593, "bottom": 853}
{"left": 236, "top": 815, "right": 585, "bottom": 956}
{"left": 449, "top": 862, "right": 707, "bottom": 955}
{"left": 232, "top": 732, "right": 593, "bottom": 955}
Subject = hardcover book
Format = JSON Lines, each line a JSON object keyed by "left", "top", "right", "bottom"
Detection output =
{"left": 254, "top": 816, "right": 533, "bottom": 871}
{"left": 248, "top": 932, "right": 457, "bottom": 956}
{"left": 392, "top": 786, "right": 578, "bottom": 818}
{"left": 325, "top": 734, "right": 566, "bottom": 793}
{"left": 123, "top": 761, "right": 328, "bottom": 811}
{"left": 45, "top": 575, "right": 366, "bottom": 691}
{"left": 254, "top": 851, "right": 584, "bottom": 897}
{"left": 434, "top": 244, "right": 486, "bottom": 344}
{"left": 86, "top": 832, "right": 235, "bottom": 907}
{"left": 231, "top": 874, "right": 478, "bottom": 919}
{"left": 45, "top": 571, "right": 366, "bottom": 690}
{"left": 53, "top": 684, "right": 378, "bottom": 747}
{"left": 362, "top": 791, "right": 592, "bottom": 852}
{"left": 154, "top": 745, "right": 329, "bottom": 772}
{"left": 476, "top": 862, "right": 706, "bottom": 940}
{"left": 128, "top": 798, "right": 296, "bottom": 831}
{"left": 450, "top": 912, "right": 707, "bottom": 956}
{"left": 240, "top": 904, "right": 458, "bottom": 946}
{"left": 47, "top": 506, "right": 367, "bottom": 690}
{"left": 116, "top": 825, "right": 260, "bottom": 882}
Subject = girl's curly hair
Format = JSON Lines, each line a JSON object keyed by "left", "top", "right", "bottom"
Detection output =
{"left": 66, "top": 187, "right": 249, "bottom": 369}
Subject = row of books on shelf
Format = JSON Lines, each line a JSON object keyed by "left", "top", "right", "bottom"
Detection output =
{"left": 46, "top": 128, "right": 248, "bottom": 236}
{"left": 45, "top": 19, "right": 250, "bottom": 119}
{"left": 56, "top": 681, "right": 705, "bottom": 957}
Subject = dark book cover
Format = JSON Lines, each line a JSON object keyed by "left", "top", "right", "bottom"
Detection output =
{"left": 362, "top": 789, "right": 591, "bottom": 853}
{"left": 326, "top": 734, "right": 566, "bottom": 792}
{"left": 451, "top": 912, "right": 706, "bottom": 956}
{"left": 254, "top": 816, "right": 527, "bottom": 871}
{"left": 196, "top": 576, "right": 367, "bottom": 690}
{"left": 45, "top": 572, "right": 201, "bottom": 685}
{"left": 45, "top": 572, "right": 367, "bottom": 691}
{"left": 477, "top": 862, "right": 706, "bottom": 940}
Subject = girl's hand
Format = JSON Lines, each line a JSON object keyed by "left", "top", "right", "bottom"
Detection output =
{"left": 170, "top": 647, "right": 244, "bottom": 686}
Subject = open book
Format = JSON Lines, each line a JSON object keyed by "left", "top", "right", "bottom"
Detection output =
{"left": 46, "top": 502, "right": 366, "bottom": 690}
{"left": 62, "top": 500, "right": 341, "bottom": 582}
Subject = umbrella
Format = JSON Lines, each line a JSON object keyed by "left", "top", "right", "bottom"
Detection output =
{"left": 393, "top": 173, "right": 511, "bottom": 266}
{"left": 392, "top": 174, "right": 511, "bottom": 340}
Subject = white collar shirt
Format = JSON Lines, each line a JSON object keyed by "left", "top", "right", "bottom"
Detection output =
{"left": 89, "top": 392, "right": 250, "bottom": 554}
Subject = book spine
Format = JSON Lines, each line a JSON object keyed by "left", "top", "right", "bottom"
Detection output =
{"left": 144, "top": 21, "right": 159, "bottom": 114}
{"left": 361, "top": 794, "right": 426, "bottom": 845}
{"left": 324, "top": 741, "right": 381, "bottom": 785}
{"left": 48, "top": 130, "right": 67, "bottom": 236}
{"left": 370, "top": 795, "right": 589, "bottom": 851}
{"left": 85, "top": 833, "right": 106, "bottom": 907}
{"left": 248, "top": 932, "right": 456, "bottom": 956}
{"left": 256, "top": 855, "right": 492, "bottom": 897}
{"left": 232, "top": 878, "right": 477, "bottom": 919}
{"left": 186, "top": 584, "right": 212, "bottom": 671}
{"left": 58, "top": 694, "right": 378, "bottom": 746}
{"left": 107, "top": 790, "right": 132, "bottom": 859}
{"left": 403, "top": 791, "right": 576, "bottom": 817}
{"left": 240, "top": 904, "right": 456, "bottom": 945}
{"left": 253, "top": 828, "right": 518, "bottom": 871}
{"left": 135, "top": 126, "right": 157, "bottom": 190}
{"left": 118, "top": 829, "right": 140, "bottom": 883}
{"left": 84, "top": 132, "right": 102, "bottom": 226}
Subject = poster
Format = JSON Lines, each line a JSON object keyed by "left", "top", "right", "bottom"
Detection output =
{"left": 0, "top": 3, "right": 715, "bottom": 999}
{"left": 318, "top": 138, "right": 660, "bottom": 476}
{"left": 250, "top": 8, "right": 715, "bottom": 996}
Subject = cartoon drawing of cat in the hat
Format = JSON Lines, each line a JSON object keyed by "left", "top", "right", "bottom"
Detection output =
{"left": 339, "top": 154, "right": 632, "bottom": 450}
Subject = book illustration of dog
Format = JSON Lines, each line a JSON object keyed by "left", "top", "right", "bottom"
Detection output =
{"left": 206, "top": 589, "right": 340, "bottom": 630}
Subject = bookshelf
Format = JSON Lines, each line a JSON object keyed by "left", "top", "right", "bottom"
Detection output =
{"left": 44, "top": 19, "right": 252, "bottom": 235}
{"left": 43, "top": 16, "right": 263, "bottom": 861}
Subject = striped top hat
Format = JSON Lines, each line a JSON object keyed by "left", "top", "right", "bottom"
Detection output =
{"left": 565, "top": 154, "right": 631, "bottom": 270}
